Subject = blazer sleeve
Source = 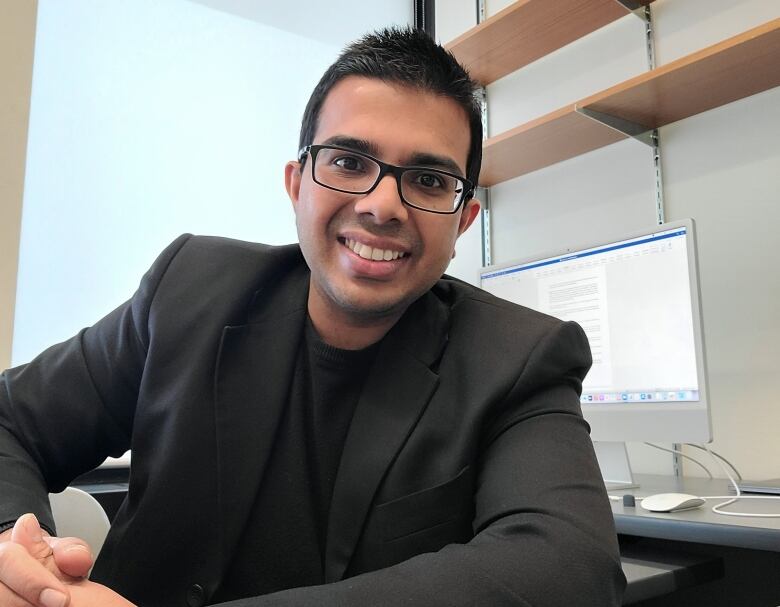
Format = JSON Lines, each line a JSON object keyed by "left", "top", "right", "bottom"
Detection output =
{"left": 214, "top": 320, "right": 626, "bottom": 607}
{"left": 0, "top": 235, "right": 191, "bottom": 532}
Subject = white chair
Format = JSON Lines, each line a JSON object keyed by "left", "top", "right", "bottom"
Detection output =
{"left": 49, "top": 487, "right": 111, "bottom": 557}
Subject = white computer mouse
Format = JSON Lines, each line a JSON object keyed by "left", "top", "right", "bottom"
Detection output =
{"left": 640, "top": 492, "right": 706, "bottom": 513}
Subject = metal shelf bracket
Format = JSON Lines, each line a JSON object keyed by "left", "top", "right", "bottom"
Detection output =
{"left": 575, "top": 105, "right": 654, "bottom": 146}
{"left": 613, "top": 1, "right": 652, "bottom": 16}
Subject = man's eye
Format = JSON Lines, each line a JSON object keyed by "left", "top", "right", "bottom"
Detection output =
{"left": 333, "top": 155, "right": 364, "bottom": 171}
{"left": 415, "top": 172, "right": 444, "bottom": 189}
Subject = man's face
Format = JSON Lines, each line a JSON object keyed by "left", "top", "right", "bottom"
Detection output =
{"left": 286, "top": 76, "right": 480, "bottom": 328}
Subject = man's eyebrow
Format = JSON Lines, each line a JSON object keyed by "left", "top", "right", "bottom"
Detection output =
{"left": 321, "top": 136, "right": 378, "bottom": 157}
{"left": 407, "top": 153, "right": 465, "bottom": 177}
{"left": 319, "top": 136, "right": 466, "bottom": 178}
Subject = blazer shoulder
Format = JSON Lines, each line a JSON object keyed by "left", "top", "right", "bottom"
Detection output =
{"left": 436, "top": 274, "right": 563, "bottom": 331}
{"left": 135, "top": 235, "right": 307, "bottom": 331}
{"left": 434, "top": 274, "right": 591, "bottom": 372}
{"left": 154, "top": 235, "right": 304, "bottom": 287}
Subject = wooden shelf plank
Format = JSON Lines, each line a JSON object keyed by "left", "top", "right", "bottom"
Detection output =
{"left": 480, "top": 106, "right": 627, "bottom": 186}
{"left": 580, "top": 18, "right": 780, "bottom": 129}
{"left": 480, "top": 18, "right": 780, "bottom": 187}
{"left": 446, "top": 0, "right": 653, "bottom": 86}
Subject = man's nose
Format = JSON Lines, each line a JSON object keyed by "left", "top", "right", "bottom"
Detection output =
{"left": 353, "top": 174, "right": 409, "bottom": 223}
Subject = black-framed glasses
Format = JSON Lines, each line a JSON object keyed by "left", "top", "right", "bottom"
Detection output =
{"left": 298, "top": 144, "right": 474, "bottom": 214}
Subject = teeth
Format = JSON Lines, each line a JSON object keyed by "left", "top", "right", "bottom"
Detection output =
{"left": 345, "top": 238, "right": 405, "bottom": 261}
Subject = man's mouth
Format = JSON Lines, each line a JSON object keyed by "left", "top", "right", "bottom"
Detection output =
{"left": 343, "top": 238, "right": 407, "bottom": 261}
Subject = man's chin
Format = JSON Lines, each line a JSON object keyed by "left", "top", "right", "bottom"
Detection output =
{"left": 332, "top": 286, "right": 419, "bottom": 325}
{"left": 337, "top": 298, "right": 409, "bottom": 323}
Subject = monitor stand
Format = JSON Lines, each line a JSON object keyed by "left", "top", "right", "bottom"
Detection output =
{"left": 593, "top": 441, "right": 639, "bottom": 491}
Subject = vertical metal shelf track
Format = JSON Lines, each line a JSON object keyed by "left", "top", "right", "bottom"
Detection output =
{"left": 476, "top": 0, "right": 492, "bottom": 268}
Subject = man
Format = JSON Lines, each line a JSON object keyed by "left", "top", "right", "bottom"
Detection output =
{"left": 0, "top": 27, "right": 625, "bottom": 606}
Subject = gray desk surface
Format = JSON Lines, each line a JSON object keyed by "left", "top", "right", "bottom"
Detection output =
{"left": 610, "top": 474, "right": 780, "bottom": 552}
{"left": 619, "top": 543, "right": 723, "bottom": 605}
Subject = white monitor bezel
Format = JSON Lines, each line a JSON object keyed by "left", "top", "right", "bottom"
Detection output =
{"left": 479, "top": 218, "right": 712, "bottom": 444}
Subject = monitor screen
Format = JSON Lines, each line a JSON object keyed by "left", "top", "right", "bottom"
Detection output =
{"left": 480, "top": 219, "right": 711, "bottom": 444}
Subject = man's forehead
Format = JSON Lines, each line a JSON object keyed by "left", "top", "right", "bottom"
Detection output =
{"left": 313, "top": 76, "right": 471, "bottom": 172}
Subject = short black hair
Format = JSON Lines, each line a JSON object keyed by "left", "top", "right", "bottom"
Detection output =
{"left": 298, "top": 26, "right": 482, "bottom": 194}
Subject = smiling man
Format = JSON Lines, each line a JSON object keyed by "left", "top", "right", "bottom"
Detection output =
{"left": 289, "top": 74, "right": 479, "bottom": 349}
{"left": 0, "top": 27, "right": 625, "bottom": 607}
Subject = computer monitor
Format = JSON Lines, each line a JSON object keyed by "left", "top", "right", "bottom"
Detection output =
{"left": 479, "top": 219, "right": 711, "bottom": 488}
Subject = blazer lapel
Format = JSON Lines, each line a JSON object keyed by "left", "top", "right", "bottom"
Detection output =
{"left": 214, "top": 263, "right": 309, "bottom": 579}
{"left": 323, "top": 291, "right": 451, "bottom": 582}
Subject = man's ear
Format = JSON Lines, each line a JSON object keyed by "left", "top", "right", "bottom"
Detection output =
{"left": 285, "top": 161, "right": 302, "bottom": 208}
{"left": 457, "top": 197, "right": 481, "bottom": 237}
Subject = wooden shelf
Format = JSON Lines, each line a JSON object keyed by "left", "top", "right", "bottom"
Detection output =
{"left": 579, "top": 18, "right": 780, "bottom": 128}
{"left": 480, "top": 106, "right": 627, "bottom": 187}
{"left": 480, "top": 18, "right": 780, "bottom": 187}
{"left": 446, "top": 0, "right": 653, "bottom": 86}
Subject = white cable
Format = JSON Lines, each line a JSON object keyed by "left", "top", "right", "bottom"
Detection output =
{"left": 700, "top": 443, "right": 780, "bottom": 518}
{"left": 684, "top": 443, "right": 743, "bottom": 480}
{"left": 699, "top": 496, "right": 780, "bottom": 500}
{"left": 611, "top": 444, "right": 780, "bottom": 518}
{"left": 643, "top": 442, "right": 713, "bottom": 478}
{"left": 613, "top": 495, "right": 780, "bottom": 502}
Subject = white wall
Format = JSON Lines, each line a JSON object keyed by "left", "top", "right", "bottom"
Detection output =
{"left": 0, "top": 1, "right": 36, "bottom": 370}
{"left": 14, "top": 0, "right": 411, "bottom": 365}
{"left": 439, "top": 0, "right": 780, "bottom": 480}
{"left": 188, "top": 0, "right": 410, "bottom": 47}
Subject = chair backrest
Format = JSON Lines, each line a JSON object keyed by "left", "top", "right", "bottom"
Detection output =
{"left": 49, "top": 487, "right": 111, "bottom": 557}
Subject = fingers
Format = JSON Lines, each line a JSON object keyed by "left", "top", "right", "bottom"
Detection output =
{"left": 0, "top": 534, "right": 70, "bottom": 607}
{"left": 46, "top": 538, "right": 93, "bottom": 579}
{"left": 10, "top": 515, "right": 53, "bottom": 562}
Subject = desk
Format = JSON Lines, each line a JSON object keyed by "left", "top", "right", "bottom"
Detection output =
{"left": 75, "top": 471, "right": 779, "bottom": 605}
{"left": 612, "top": 474, "right": 780, "bottom": 606}
{"left": 611, "top": 474, "right": 780, "bottom": 551}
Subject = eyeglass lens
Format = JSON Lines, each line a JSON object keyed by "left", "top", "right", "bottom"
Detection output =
{"left": 312, "top": 147, "right": 465, "bottom": 212}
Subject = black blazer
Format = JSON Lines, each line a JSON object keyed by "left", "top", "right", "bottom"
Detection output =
{"left": 0, "top": 235, "right": 625, "bottom": 606}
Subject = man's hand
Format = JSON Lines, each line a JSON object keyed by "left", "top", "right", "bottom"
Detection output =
{"left": 0, "top": 513, "right": 94, "bottom": 607}
{"left": 67, "top": 580, "right": 137, "bottom": 607}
